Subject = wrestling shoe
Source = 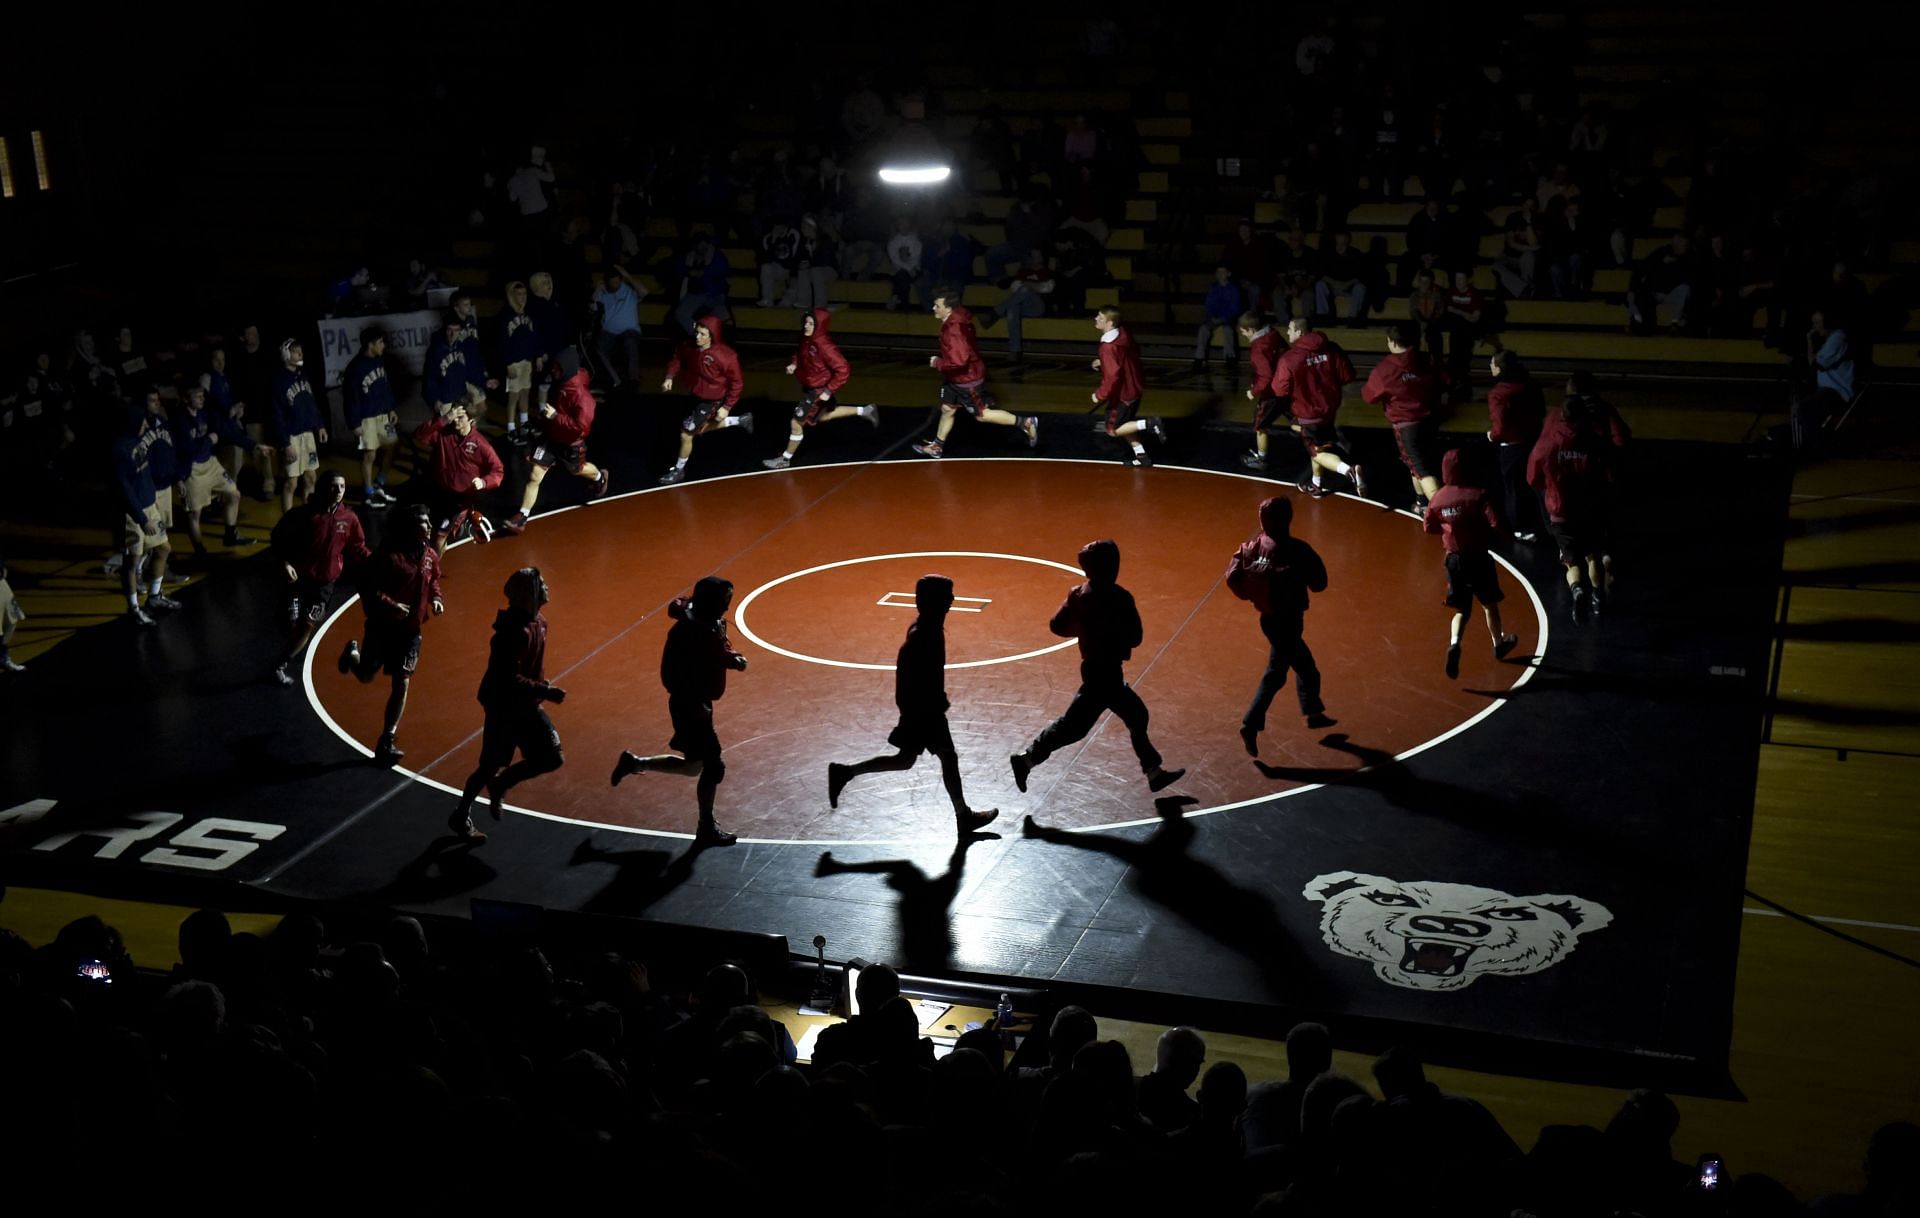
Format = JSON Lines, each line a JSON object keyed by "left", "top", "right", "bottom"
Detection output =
{"left": 372, "top": 736, "right": 405, "bottom": 766}
{"left": 448, "top": 813, "right": 488, "bottom": 845}
{"left": 956, "top": 808, "right": 999, "bottom": 836}
{"left": 498, "top": 511, "right": 528, "bottom": 537}
{"left": 911, "top": 440, "right": 944, "bottom": 458}
{"left": 1296, "top": 477, "right": 1329, "bottom": 498}
{"left": 224, "top": 528, "right": 255, "bottom": 545}
{"left": 1148, "top": 417, "right": 1168, "bottom": 443}
{"left": 1239, "top": 725, "right": 1260, "bottom": 757}
{"left": 338, "top": 639, "right": 361, "bottom": 674}
{"left": 826, "top": 763, "right": 850, "bottom": 809}
{"left": 1349, "top": 464, "right": 1369, "bottom": 499}
{"left": 589, "top": 469, "right": 611, "bottom": 499}
{"left": 129, "top": 605, "right": 156, "bottom": 627}
{"left": 1494, "top": 633, "right": 1519, "bottom": 659}
{"left": 610, "top": 750, "right": 644, "bottom": 786}
{"left": 1305, "top": 712, "right": 1338, "bottom": 730}
{"left": 272, "top": 663, "right": 294, "bottom": 688}
{"left": 695, "top": 820, "right": 739, "bottom": 847}
{"left": 1126, "top": 450, "right": 1154, "bottom": 468}
{"left": 762, "top": 455, "right": 792, "bottom": 470}
{"left": 1571, "top": 586, "right": 1591, "bottom": 625}
{"left": 1, "top": 656, "right": 23, "bottom": 674}
{"left": 1147, "top": 766, "right": 1186, "bottom": 792}
{"left": 486, "top": 780, "right": 508, "bottom": 821}
{"left": 658, "top": 466, "right": 687, "bottom": 484}
{"left": 146, "top": 593, "right": 182, "bottom": 612}
{"left": 470, "top": 514, "right": 494, "bottom": 544}
{"left": 1413, "top": 495, "right": 1430, "bottom": 515}
{"left": 1240, "top": 450, "right": 1268, "bottom": 471}
{"left": 1009, "top": 751, "right": 1032, "bottom": 793}
{"left": 860, "top": 404, "right": 881, "bottom": 427}
{"left": 1445, "top": 642, "right": 1462, "bottom": 680}
{"left": 1020, "top": 416, "right": 1040, "bottom": 448}
{"left": 735, "top": 413, "right": 755, "bottom": 435}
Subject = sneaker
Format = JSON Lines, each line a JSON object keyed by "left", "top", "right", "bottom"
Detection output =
{"left": 129, "top": 605, "right": 156, "bottom": 626}
{"left": 611, "top": 751, "right": 644, "bottom": 786}
{"left": 762, "top": 455, "right": 793, "bottom": 470}
{"left": 499, "top": 511, "right": 528, "bottom": 537}
{"left": 1513, "top": 531, "right": 1538, "bottom": 543}
{"left": 695, "top": 821, "right": 739, "bottom": 847}
{"left": 1239, "top": 725, "right": 1260, "bottom": 757}
{"left": 372, "top": 485, "right": 397, "bottom": 505}
{"left": 1305, "top": 712, "right": 1338, "bottom": 730}
{"left": 448, "top": 813, "right": 488, "bottom": 845}
{"left": 1296, "top": 477, "right": 1328, "bottom": 498}
{"left": 486, "top": 780, "right": 508, "bottom": 821}
{"left": 658, "top": 466, "right": 687, "bottom": 484}
{"left": 471, "top": 514, "right": 494, "bottom": 544}
{"left": 1494, "top": 633, "right": 1519, "bottom": 660}
{"left": 1148, "top": 417, "right": 1168, "bottom": 443}
{"left": 1126, "top": 451, "right": 1153, "bottom": 468}
{"left": 224, "top": 528, "right": 253, "bottom": 546}
{"left": 1445, "top": 642, "right": 1462, "bottom": 680}
{"left": 1147, "top": 766, "right": 1186, "bottom": 792}
{"left": 1, "top": 656, "right": 23, "bottom": 674}
{"left": 1349, "top": 465, "right": 1369, "bottom": 499}
{"left": 1571, "top": 586, "right": 1591, "bottom": 625}
{"left": 1413, "top": 495, "right": 1431, "bottom": 514}
{"left": 1010, "top": 752, "right": 1032, "bottom": 793}
{"left": 146, "top": 593, "right": 182, "bottom": 612}
{"left": 373, "top": 737, "right": 405, "bottom": 766}
{"left": 735, "top": 413, "right": 756, "bottom": 436}
{"left": 589, "top": 469, "right": 611, "bottom": 499}
{"left": 911, "top": 440, "right": 944, "bottom": 459}
{"left": 956, "top": 808, "right": 999, "bottom": 836}
{"left": 1020, "top": 416, "right": 1040, "bottom": 448}
{"left": 860, "top": 404, "right": 881, "bottom": 427}
{"left": 1241, "top": 451, "right": 1267, "bottom": 471}
{"left": 826, "top": 762, "right": 850, "bottom": 809}
{"left": 338, "top": 640, "right": 360, "bottom": 674}
{"left": 272, "top": 663, "right": 294, "bottom": 687}
{"left": 1589, "top": 588, "right": 1605, "bottom": 617}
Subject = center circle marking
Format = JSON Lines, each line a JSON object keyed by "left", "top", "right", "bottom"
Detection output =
{"left": 732, "top": 550, "right": 1085, "bottom": 670}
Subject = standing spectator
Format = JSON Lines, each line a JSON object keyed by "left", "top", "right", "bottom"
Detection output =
{"left": 802, "top": 156, "right": 849, "bottom": 232}
{"left": 1273, "top": 228, "right": 1319, "bottom": 321}
{"left": 1628, "top": 234, "right": 1698, "bottom": 334}
{"left": 1192, "top": 266, "right": 1243, "bottom": 369}
{"left": 269, "top": 470, "right": 369, "bottom": 686}
{"left": 230, "top": 325, "right": 278, "bottom": 500}
{"left": 1062, "top": 113, "right": 1100, "bottom": 165}
{"left": 884, "top": 218, "right": 924, "bottom": 311}
{"left": 756, "top": 219, "right": 802, "bottom": 307}
{"left": 342, "top": 327, "right": 400, "bottom": 505}
{"left": 840, "top": 74, "right": 888, "bottom": 150}
{"left": 338, "top": 504, "right": 444, "bottom": 766}
{"left": 526, "top": 271, "right": 574, "bottom": 407}
{"left": 790, "top": 216, "right": 839, "bottom": 312}
{"left": 986, "top": 192, "right": 1055, "bottom": 282}
{"left": 1367, "top": 86, "right": 1406, "bottom": 199}
{"left": 113, "top": 403, "right": 178, "bottom": 625}
{"left": 591, "top": 266, "right": 647, "bottom": 388}
{"left": 1492, "top": 208, "right": 1541, "bottom": 299}
{"left": 1486, "top": 350, "right": 1545, "bottom": 540}
{"left": 1544, "top": 197, "right": 1594, "bottom": 299}
{"left": 1313, "top": 231, "right": 1369, "bottom": 324}
{"left": 1443, "top": 269, "right": 1488, "bottom": 396}
{"left": 172, "top": 382, "right": 264, "bottom": 553}
{"left": 1225, "top": 219, "right": 1275, "bottom": 314}
{"left": 1414, "top": 109, "right": 1458, "bottom": 203}
{"left": 506, "top": 147, "right": 556, "bottom": 233}
{"left": 980, "top": 249, "right": 1051, "bottom": 359}
{"left": 1409, "top": 270, "right": 1449, "bottom": 361}
{"left": 1403, "top": 196, "right": 1457, "bottom": 291}
{"left": 1535, "top": 160, "right": 1581, "bottom": 215}
{"left": 497, "top": 282, "right": 545, "bottom": 442}
{"left": 923, "top": 219, "right": 980, "bottom": 307}
{"left": 0, "top": 553, "right": 25, "bottom": 672}
{"left": 1791, "top": 310, "right": 1856, "bottom": 451}
{"left": 675, "top": 235, "right": 731, "bottom": 337}
{"left": 270, "top": 339, "right": 327, "bottom": 514}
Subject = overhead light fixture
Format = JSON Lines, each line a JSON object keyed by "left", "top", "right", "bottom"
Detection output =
{"left": 878, "top": 165, "right": 951, "bottom": 186}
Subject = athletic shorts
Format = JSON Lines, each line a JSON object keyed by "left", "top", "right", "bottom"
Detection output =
{"left": 181, "top": 458, "right": 234, "bottom": 514}
{"left": 282, "top": 430, "right": 320, "bottom": 478}
{"left": 531, "top": 439, "right": 587, "bottom": 474}
{"left": 288, "top": 577, "right": 336, "bottom": 625}
{"left": 463, "top": 382, "right": 489, "bottom": 411}
{"left": 1547, "top": 515, "right": 1606, "bottom": 566}
{"left": 504, "top": 360, "right": 534, "bottom": 394}
{"left": 667, "top": 696, "right": 722, "bottom": 761}
{"left": 1104, "top": 397, "right": 1141, "bottom": 437}
{"left": 1254, "top": 396, "right": 1289, "bottom": 433}
{"left": 477, "top": 703, "right": 563, "bottom": 773}
{"left": 682, "top": 399, "right": 724, "bottom": 434}
{"left": 0, "top": 578, "right": 17, "bottom": 630}
{"left": 1298, "top": 420, "right": 1346, "bottom": 459}
{"left": 939, "top": 380, "right": 996, "bottom": 419}
{"left": 1392, "top": 419, "right": 1438, "bottom": 481}
{"left": 356, "top": 414, "right": 398, "bottom": 451}
{"left": 361, "top": 618, "right": 422, "bottom": 677}
{"left": 123, "top": 504, "right": 166, "bottom": 558}
{"left": 152, "top": 490, "right": 175, "bottom": 530}
{"left": 1443, "top": 551, "right": 1505, "bottom": 611}
{"left": 795, "top": 387, "right": 834, "bottom": 427}
{"left": 887, "top": 711, "right": 957, "bottom": 759}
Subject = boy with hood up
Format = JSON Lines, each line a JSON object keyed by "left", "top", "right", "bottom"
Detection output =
{"left": 826, "top": 574, "right": 1000, "bottom": 836}
{"left": 1527, "top": 386, "right": 1616, "bottom": 624}
{"left": 451, "top": 566, "right": 569, "bottom": 844}
{"left": 610, "top": 575, "right": 749, "bottom": 846}
{"left": 1225, "top": 497, "right": 1333, "bottom": 755}
{"left": 764, "top": 308, "right": 878, "bottom": 470}
{"left": 659, "top": 314, "right": 752, "bottom": 484}
{"left": 1009, "top": 540, "right": 1185, "bottom": 795}
{"left": 1422, "top": 449, "right": 1520, "bottom": 678}
{"left": 500, "top": 347, "right": 609, "bottom": 535}
{"left": 911, "top": 291, "right": 1040, "bottom": 459}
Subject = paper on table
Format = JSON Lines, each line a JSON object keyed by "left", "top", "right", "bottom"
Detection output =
{"left": 795, "top": 1023, "right": 828, "bottom": 1062}
{"left": 913, "top": 999, "right": 952, "bottom": 1031}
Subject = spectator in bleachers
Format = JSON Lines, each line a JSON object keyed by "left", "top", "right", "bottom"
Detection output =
{"left": 497, "top": 283, "right": 545, "bottom": 443}
{"left": 1058, "top": 163, "right": 1114, "bottom": 248}
{"left": 1371, "top": 1046, "right": 1521, "bottom": 1213}
{"left": 507, "top": 146, "right": 557, "bottom": 259}
{"left": 755, "top": 150, "right": 804, "bottom": 234}
{"left": 840, "top": 74, "right": 889, "bottom": 151}
{"left": 1812, "top": 1121, "right": 1920, "bottom": 1215}
{"left": 1408, "top": 269, "right": 1449, "bottom": 361}
{"left": 1414, "top": 108, "right": 1458, "bottom": 204}
{"left": 801, "top": 154, "right": 849, "bottom": 234}
{"left": 1492, "top": 207, "right": 1541, "bottom": 298}
{"left": 980, "top": 248, "right": 1052, "bottom": 359}
{"left": 1534, "top": 158, "right": 1581, "bottom": 215}
{"left": 986, "top": 190, "right": 1056, "bottom": 283}
{"left": 756, "top": 219, "right": 802, "bottom": 307}
{"left": 1544, "top": 195, "right": 1594, "bottom": 299}
{"left": 884, "top": 218, "right": 924, "bottom": 312}
{"left": 22, "top": 348, "right": 76, "bottom": 479}
{"left": 1063, "top": 113, "right": 1100, "bottom": 166}
{"left": 1137, "top": 1025, "right": 1206, "bottom": 1134}
{"left": 1192, "top": 266, "right": 1243, "bottom": 369}
{"left": 1313, "top": 230, "right": 1368, "bottom": 324}
{"left": 1403, "top": 196, "right": 1459, "bottom": 291}
{"left": 1051, "top": 227, "right": 1106, "bottom": 316}
{"left": 1820, "top": 261, "right": 1871, "bottom": 335}
{"left": 1791, "top": 310, "right": 1856, "bottom": 451}
{"left": 923, "top": 219, "right": 979, "bottom": 307}
{"left": 1733, "top": 242, "right": 1784, "bottom": 345}
{"left": 1273, "top": 228, "right": 1318, "bottom": 321}
{"left": 1225, "top": 219, "right": 1276, "bottom": 314}
{"left": 1628, "top": 233, "right": 1699, "bottom": 334}
{"left": 972, "top": 106, "right": 1020, "bottom": 192}
{"left": 790, "top": 216, "right": 839, "bottom": 312}
{"left": 1285, "top": 137, "right": 1343, "bottom": 235}
{"left": 0, "top": 553, "right": 26, "bottom": 673}
{"left": 1443, "top": 269, "right": 1488, "bottom": 394}
{"left": 675, "top": 235, "right": 731, "bottom": 338}
{"left": 837, "top": 184, "right": 891, "bottom": 281}
{"left": 1366, "top": 85, "right": 1407, "bottom": 200}
{"left": 403, "top": 257, "right": 449, "bottom": 307}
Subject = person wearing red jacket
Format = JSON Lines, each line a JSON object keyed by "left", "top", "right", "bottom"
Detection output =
{"left": 1090, "top": 307, "right": 1166, "bottom": 467}
{"left": 1485, "top": 350, "right": 1546, "bottom": 541}
{"left": 1362, "top": 322, "right": 1448, "bottom": 506}
{"left": 764, "top": 308, "right": 878, "bottom": 470}
{"left": 450, "top": 567, "right": 569, "bottom": 843}
{"left": 1009, "top": 541, "right": 1185, "bottom": 796}
{"left": 1225, "top": 497, "right": 1332, "bottom": 755}
{"left": 1264, "top": 319, "right": 1365, "bottom": 499}
{"left": 1528, "top": 391, "right": 1616, "bottom": 623}
{"left": 911, "top": 291, "right": 1039, "bottom": 458}
{"left": 268, "top": 469, "right": 370, "bottom": 687}
{"left": 825, "top": 574, "right": 999, "bottom": 836}
{"left": 1238, "top": 311, "right": 1289, "bottom": 465}
{"left": 500, "top": 347, "right": 610, "bottom": 536}
{"left": 338, "top": 504, "right": 445, "bottom": 766}
{"left": 611, "top": 575, "right": 748, "bottom": 846}
{"left": 659, "top": 314, "right": 751, "bottom": 485}
{"left": 1423, "top": 449, "right": 1520, "bottom": 678}
{"left": 414, "top": 403, "right": 505, "bottom": 554}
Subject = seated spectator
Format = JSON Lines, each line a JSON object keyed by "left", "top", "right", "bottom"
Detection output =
{"left": 1492, "top": 208, "right": 1541, "bottom": 298}
{"left": 1058, "top": 164, "right": 1112, "bottom": 248}
{"left": 1812, "top": 1120, "right": 1919, "bottom": 1215}
{"left": 1536, "top": 159, "right": 1581, "bottom": 214}
{"left": 922, "top": 219, "right": 980, "bottom": 306}
{"left": 675, "top": 234, "right": 731, "bottom": 337}
{"left": 1628, "top": 233, "right": 1698, "bottom": 334}
{"left": 1790, "top": 309, "right": 1856, "bottom": 450}
{"left": 1168, "top": 1060, "right": 1250, "bottom": 1212}
{"left": 1821, "top": 260, "right": 1872, "bottom": 336}
{"left": 591, "top": 266, "right": 647, "bottom": 387}
{"left": 1192, "top": 266, "right": 1243, "bottom": 368}
{"left": 1225, "top": 219, "right": 1276, "bottom": 314}
{"left": 1409, "top": 270, "right": 1449, "bottom": 361}
{"left": 1243, "top": 1021, "right": 1333, "bottom": 1151}
{"left": 811, "top": 962, "right": 901, "bottom": 1069}
{"left": 1013, "top": 1004, "right": 1098, "bottom": 1106}
{"left": 1544, "top": 196, "right": 1595, "bottom": 299}
{"left": 1444, "top": 269, "right": 1488, "bottom": 394}
{"left": 1736, "top": 242, "right": 1784, "bottom": 345}
{"left": 756, "top": 219, "right": 801, "bottom": 307}
{"left": 1050, "top": 226, "right": 1107, "bottom": 315}
{"left": 837, "top": 183, "right": 891, "bottom": 281}
{"left": 1063, "top": 113, "right": 1100, "bottom": 165}
{"left": 1136, "top": 1025, "right": 1206, "bottom": 1134}
{"left": 1313, "top": 231, "right": 1369, "bottom": 324}
{"left": 1403, "top": 195, "right": 1457, "bottom": 289}
{"left": 1274, "top": 228, "right": 1319, "bottom": 320}
{"left": 884, "top": 217, "right": 924, "bottom": 311}
{"left": 790, "top": 216, "right": 838, "bottom": 311}
{"left": 980, "top": 248, "right": 1052, "bottom": 358}
{"left": 0, "top": 553, "right": 25, "bottom": 673}
{"left": 986, "top": 190, "right": 1056, "bottom": 283}
{"left": 403, "top": 258, "right": 450, "bottom": 307}
{"left": 1370, "top": 1046, "right": 1521, "bottom": 1212}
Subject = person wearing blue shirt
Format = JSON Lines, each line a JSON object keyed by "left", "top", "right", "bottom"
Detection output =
{"left": 423, "top": 319, "right": 473, "bottom": 417}
{"left": 1193, "top": 265, "right": 1244, "bottom": 368}
{"left": 499, "top": 281, "right": 548, "bottom": 441}
{"left": 175, "top": 381, "right": 265, "bottom": 551}
{"left": 343, "top": 326, "right": 400, "bottom": 505}
{"left": 269, "top": 339, "right": 327, "bottom": 512}
{"left": 591, "top": 265, "right": 647, "bottom": 388}
{"left": 448, "top": 292, "right": 498, "bottom": 413}
{"left": 113, "top": 398, "right": 180, "bottom": 624}
{"left": 1791, "top": 310, "right": 1857, "bottom": 451}
{"left": 674, "top": 235, "right": 731, "bottom": 339}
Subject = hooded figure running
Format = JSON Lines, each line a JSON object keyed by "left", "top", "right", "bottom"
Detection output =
{"left": 659, "top": 314, "right": 750, "bottom": 484}
{"left": 611, "top": 575, "right": 748, "bottom": 846}
{"left": 764, "top": 308, "right": 878, "bottom": 469}
{"left": 1010, "top": 540, "right": 1185, "bottom": 795}
{"left": 450, "top": 567, "right": 568, "bottom": 844}
{"left": 826, "top": 574, "right": 999, "bottom": 836}
{"left": 911, "top": 291, "right": 1039, "bottom": 458}
{"left": 1226, "top": 497, "right": 1333, "bottom": 756}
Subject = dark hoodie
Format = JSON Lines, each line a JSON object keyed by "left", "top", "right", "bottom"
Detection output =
{"left": 1527, "top": 401, "right": 1613, "bottom": 523}
{"left": 1486, "top": 374, "right": 1545, "bottom": 447}
{"left": 478, "top": 607, "right": 550, "bottom": 707}
{"left": 661, "top": 579, "right": 744, "bottom": 701}
{"left": 895, "top": 576, "right": 953, "bottom": 716}
{"left": 1225, "top": 498, "right": 1329, "bottom": 616}
{"left": 933, "top": 306, "right": 987, "bottom": 385}
{"left": 794, "top": 308, "right": 851, "bottom": 393}
{"left": 1049, "top": 540, "right": 1143, "bottom": 670}
{"left": 665, "top": 315, "right": 744, "bottom": 407}
{"left": 1363, "top": 349, "right": 1447, "bottom": 425}
{"left": 1422, "top": 449, "right": 1507, "bottom": 556}
{"left": 543, "top": 348, "right": 595, "bottom": 446}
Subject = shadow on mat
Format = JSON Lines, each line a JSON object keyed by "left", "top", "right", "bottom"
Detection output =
{"left": 365, "top": 836, "right": 499, "bottom": 904}
{"left": 571, "top": 837, "right": 715, "bottom": 916}
{"left": 813, "top": 831, "right": 1001, "bottom": 974}
{"left": 1023, "top": 796, "right": 1324, "bottom": 1005}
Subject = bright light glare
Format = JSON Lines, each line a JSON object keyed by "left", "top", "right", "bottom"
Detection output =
{"left": 878, "top": 165, "right": 951, "bottom": 185}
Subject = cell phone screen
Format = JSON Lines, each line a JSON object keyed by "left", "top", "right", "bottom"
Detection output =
{"left": 76, "top": 959, "right": 113, "bottom": 983}
{"left": 1697, "top": 1156, "right": 1721, "bottom": 1190}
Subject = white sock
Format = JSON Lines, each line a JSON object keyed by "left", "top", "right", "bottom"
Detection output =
{"left": 128, "top": 593, "right": 141, "bottom": 610}
{"left": 147, "top": 578, "right": 162, "bottom": 595}
{"left": 1335, "top": 461, "right": 1353, "bottom": 476}
{"left": 674, "top": 457, "right": 689, "bottom": 470}
{"left": 722, "top": 416, "right": 743, "bottom": 428}
{"left": 517, "top": 413, "right": 529, "bottom": 426}
{"left": 1311, "top": 472, "right": 1323, "bottom": 486}
{"left": 1131, "top": 441, "right": 1146, "bottom": 455}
